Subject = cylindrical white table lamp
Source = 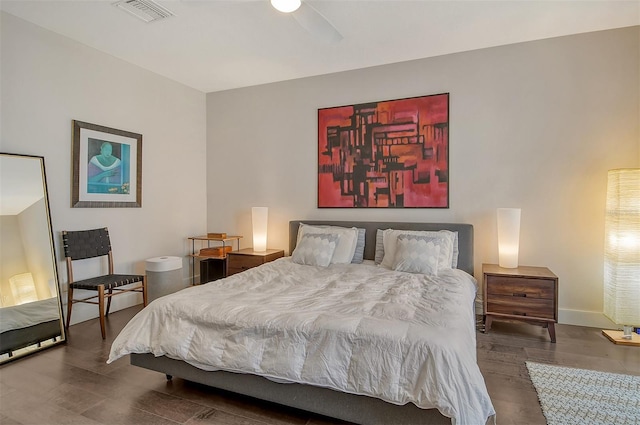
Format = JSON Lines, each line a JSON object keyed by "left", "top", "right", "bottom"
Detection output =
{"left": 497, "top": 208, "right": 521, "bottom": 269}
{"left": 252, "top": 207, "right": 269, "bottom": 252}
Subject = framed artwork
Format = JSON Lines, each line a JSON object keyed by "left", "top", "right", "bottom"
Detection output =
{"left": 318, "top": 93, "right": 449, "bottom": 208}
{"left": 72, "top": 120, "right": 142, "bottom": 208}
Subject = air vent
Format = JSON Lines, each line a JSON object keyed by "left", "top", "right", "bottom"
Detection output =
{"left": 113, "top": 0, "right": 175, "bottom": 23}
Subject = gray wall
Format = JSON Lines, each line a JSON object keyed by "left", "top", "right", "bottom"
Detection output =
{"left": 207, "top": 26, "right": 640, "bottom": 327}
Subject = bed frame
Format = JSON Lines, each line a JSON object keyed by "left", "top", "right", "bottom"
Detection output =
{"left": 131, "top": 221, "right": 474, "bottom": 425}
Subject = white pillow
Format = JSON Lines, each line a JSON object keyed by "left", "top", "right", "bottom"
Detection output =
{"left": 375, "top": 228, "right": 459, "bottom": 267}
{"left": 291, "top": 233, "right": 339, "bottom": 267}
{"left": 392, "top": 234, "right": 440, "bottom": 275}
{"left": 380, "top": 229, "right": 456, "bottom": 272}
{"left": 297, "top": 224, "right": 358, "bottom": 264}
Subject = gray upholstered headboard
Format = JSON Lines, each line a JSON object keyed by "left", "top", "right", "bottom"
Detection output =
{"left": 289, "top": 221, "right": 474, "bottom": 275}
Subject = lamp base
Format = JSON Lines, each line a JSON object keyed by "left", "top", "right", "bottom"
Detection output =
{"left": 602, "top": 329, "right": 640, "bottom": 346}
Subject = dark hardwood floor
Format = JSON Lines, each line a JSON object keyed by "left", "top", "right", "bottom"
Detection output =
{"left": 1, "top": 306, "right": 638, "bottom": 425}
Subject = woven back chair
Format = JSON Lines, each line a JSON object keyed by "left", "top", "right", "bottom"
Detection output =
{"left": 62, "top": 227, "right": 147, "bottom": 339}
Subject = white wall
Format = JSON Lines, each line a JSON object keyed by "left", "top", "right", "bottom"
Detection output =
{"left": 207, "top": 26, "right": 640, "bottom": 328}
{"left": 1, "top": 12, "right": 207, "bottom": 324}
{"left": 3, "top": 13, "right": 635, "bottom": 328}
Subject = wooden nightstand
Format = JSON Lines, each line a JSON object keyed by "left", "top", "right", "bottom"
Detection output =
{"left": 227, "top": 248, "right": 285, "bottom": 276}
{"left": 483, "top": 263, "right": 559, "bottom": 342}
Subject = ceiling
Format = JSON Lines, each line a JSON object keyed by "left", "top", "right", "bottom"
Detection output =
{"left": 1, "top": 1, "right": 638, "bottom": 93}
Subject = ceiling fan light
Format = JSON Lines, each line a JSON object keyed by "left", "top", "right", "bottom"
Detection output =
{"left": 271, "top": 0, "right": 301, "bottom": 13}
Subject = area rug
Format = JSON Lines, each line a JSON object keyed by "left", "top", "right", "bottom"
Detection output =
{"left": 525, "top": 361, "right": 640, "bottom": 425}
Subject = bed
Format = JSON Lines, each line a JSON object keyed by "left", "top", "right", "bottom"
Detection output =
{"left": 0, "top": 297, "right": 64, "bottom": 357}
{"left": 108, "top": 221, "right": 495, "bottom": 424}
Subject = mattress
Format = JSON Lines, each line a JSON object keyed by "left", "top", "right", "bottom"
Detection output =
{"left": 108, "top": 258, "right": 495, "bottom": 424}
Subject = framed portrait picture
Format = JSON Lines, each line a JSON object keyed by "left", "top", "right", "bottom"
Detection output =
{"left": 72, "top": 120, "right": 142, "bottom": 208}
{"left": 318, "top": 93, "right": 449, "bottom": 208}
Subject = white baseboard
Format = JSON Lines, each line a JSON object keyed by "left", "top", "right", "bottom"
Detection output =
{"left": 558, "top": 308, "right": 618, "bottom": 329}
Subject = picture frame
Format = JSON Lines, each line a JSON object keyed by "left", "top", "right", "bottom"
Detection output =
{"left": 318, "top": 93, "right": 449, "bottom": 208}
{"left": 72, "top": 120, "right": 142, "bottom": 208}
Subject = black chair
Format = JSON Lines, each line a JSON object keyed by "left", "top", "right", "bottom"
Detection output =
{"left": 62, "top": 227, "right": 147, "bottom": 339}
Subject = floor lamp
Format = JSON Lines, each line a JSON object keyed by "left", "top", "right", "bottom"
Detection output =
{"left": 602, "top": 168, "right": 640, "bottom": 346}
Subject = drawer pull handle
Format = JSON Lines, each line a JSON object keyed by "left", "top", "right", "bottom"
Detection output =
{"left": 513, "top": 293, "right": 527, "bottom": 297}
{"left": 513, "top": 312, "right": 527, "bottom": 316}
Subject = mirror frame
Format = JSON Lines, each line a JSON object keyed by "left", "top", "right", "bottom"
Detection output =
{"left": 0, "top": 152, "right": 66, "bottom": 363}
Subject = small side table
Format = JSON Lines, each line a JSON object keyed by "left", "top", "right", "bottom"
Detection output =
{"left": 483, "top": 263, "right": 559, "bottom": 342}
{"left": 227, "top": 248, "right": 285, "bottom": 276}
{"left": 188, "top": 235, "right": 242, "bottom": 285}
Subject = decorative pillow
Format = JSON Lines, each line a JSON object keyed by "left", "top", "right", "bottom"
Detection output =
{"left": 297, "top": 224, "right": 358, "bottom": 264}
{"left": 451, "top": 231, "right": 459, "bottom": 268}
{"left": 380, "top": 229, "right": 457, "bottom": 272}
{"left": 413, "top": 232, "right": 456, "bottom": 272}
{"left": 392, "top": 234, "right": 440, "bottom": 275}
{"left": 351, "top": 228, "right": 366, "bottom": 264}
{"left": 291, "top": 233, "right": 339, "bottom": 267}
{"left": 374, "top": 229, "right": 385, "bottom": 264}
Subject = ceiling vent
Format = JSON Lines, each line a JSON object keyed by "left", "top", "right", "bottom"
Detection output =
{"left": 113, "top": 0, "right": 175, "bottom": 23}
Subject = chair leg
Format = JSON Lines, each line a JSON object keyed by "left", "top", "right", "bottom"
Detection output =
{"left": 66, "top": 285, "right": 74, "bottom": 329}
{"left": 105, "top": 288, "right": 113, "bottom": 316}
{"left": 98, "top": 285, "right": 106, "bottom": 339}
{"left": 142, "top": 276, "right": 148, "bottom": 307}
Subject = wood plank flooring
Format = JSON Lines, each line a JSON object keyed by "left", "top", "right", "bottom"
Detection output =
{"left": 1, "top": 306, "right": 638, "bottom": 425}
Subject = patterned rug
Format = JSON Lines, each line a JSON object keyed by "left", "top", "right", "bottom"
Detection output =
{"left": 525, "top": 362, "right": 640, "bottom": 425}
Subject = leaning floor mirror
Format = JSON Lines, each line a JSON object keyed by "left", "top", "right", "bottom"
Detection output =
{"left": 0, "top": 153, "right": 66, "bottom": 363}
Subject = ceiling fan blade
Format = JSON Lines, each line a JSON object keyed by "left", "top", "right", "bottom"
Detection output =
{"left": 292, "top": 2, "right": 342, "bottom": 43}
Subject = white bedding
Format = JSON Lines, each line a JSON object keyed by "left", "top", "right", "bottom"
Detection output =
{"left": 108, "top": 258, "right": 495, "bottom": 424}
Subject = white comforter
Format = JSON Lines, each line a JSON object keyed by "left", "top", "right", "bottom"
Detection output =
{"left": 108, "top": 258, "right": 495, "bottom": 424}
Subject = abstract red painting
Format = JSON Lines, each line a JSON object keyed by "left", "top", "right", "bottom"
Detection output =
{"left": 318, "top": 93, "right": 449, "bottom": 208}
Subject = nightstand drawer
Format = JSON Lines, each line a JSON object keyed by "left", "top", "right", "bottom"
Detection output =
{"left": 227, "top": 267, "right": 246, "bottom": 276}
{"left": 487, "top": 295, "right": 555, "bottom": 319}
{"left": 486, "top": 276, "right": 555, "bottom": 299}
{"left": 226, "top": 249, "right": 285, "bottom": 276}
{"left": 229, "top": 255, "right": 265, "bottom": 270}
